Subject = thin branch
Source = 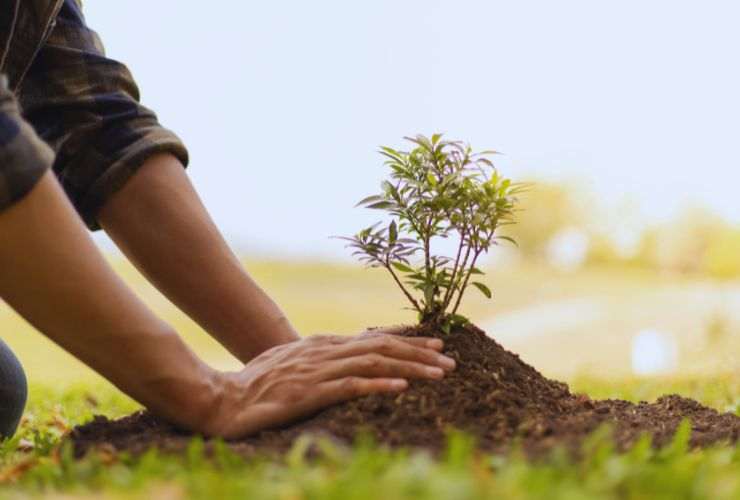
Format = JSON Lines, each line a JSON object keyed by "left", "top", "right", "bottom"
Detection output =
{"left": 448, "top": 242, "right": 473, "bottom": 314}
{"left": 384, "top": 257, "right": 422, "bottom": 313}
{"left": 423, "top": 218, "right": 432, "bottom": 278}
{"left": 442, "top": 223, "right": 468, "bottom": 310}
{"left": 451, "top": 248, "right": 483, "bottom": 315}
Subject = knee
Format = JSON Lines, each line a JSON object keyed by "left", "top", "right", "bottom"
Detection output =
{"left": 0, "top": 339, "right": 27, "bottom": 439}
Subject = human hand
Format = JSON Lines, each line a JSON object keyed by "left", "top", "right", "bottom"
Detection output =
{"left": 201, "top": 329, "right": 455, "bottom": 438}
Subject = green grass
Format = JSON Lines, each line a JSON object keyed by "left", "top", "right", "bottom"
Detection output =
{"left": 0, "top": 379, "right": 738, "bottom": 499}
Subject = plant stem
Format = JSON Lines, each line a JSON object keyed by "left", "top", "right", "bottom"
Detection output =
{"left": 442, "top": 225, "right": 467, "bottom": 310}
{"left": 423, "top": 221, "right": 431, "bottom": 275}
{"left": 451, "top": 248, "right": 482, "bottom": 315}
{"left": 455, "top": 243, "right": 473, "bottom": 290}
{"left": 384, "top": 258, "right": 422, "bottom": 313}
{"left": 446, "top": 242, "right": 473, "bottom": 316}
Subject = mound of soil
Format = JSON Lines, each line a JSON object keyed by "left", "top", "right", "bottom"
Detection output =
{"left": 70, "top": 323, "right": 740, "bottom": 459}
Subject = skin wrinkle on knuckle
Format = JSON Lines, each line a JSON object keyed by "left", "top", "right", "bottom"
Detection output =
{"left": 375, "top": 336, "right": 394, "bottom": 353}
{"left": 342, "top": 376, "right": 361, "bottom": 395}
{"left": 364, "top": 353, "right": 383, "bottom": 370}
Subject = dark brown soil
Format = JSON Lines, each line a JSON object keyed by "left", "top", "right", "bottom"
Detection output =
{"left": 70, "top": 323, "right": 740, "bottom": 459}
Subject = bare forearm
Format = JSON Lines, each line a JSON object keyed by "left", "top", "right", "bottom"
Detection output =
{"left": 98, "top": 154, "right": 300, "bottom": 363}
{"left": 0, "top": 172, "right": 218, "bottom": 429}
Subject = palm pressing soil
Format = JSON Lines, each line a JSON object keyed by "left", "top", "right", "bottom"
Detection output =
{"left": 70, "top": 323, "right": 740, "bottom": 459}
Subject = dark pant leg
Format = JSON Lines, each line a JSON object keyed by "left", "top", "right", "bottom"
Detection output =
{"left": 0, "top": 338, "right": 27, "bottom": 439}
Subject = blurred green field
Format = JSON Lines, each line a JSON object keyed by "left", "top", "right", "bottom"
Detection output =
{"left": 1, "top": 257, "right": 740, "bottom": 498}
{"left": 2, "top": 256, "right": 738, "bottom": 383}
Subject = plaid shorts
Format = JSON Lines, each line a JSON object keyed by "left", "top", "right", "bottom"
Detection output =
{"left": 0, "top": 0, "right": 188, "bottom": 229}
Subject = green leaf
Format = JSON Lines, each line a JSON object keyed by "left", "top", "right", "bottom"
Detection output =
{"left": 469, "top": 267, "right": 484, "bottom": 275}
{"left": 495, "top": 235, "right": 518, "bottom": 247}
{"left": 354, "top": 195, "right": 384, "bottom": 207}
{"left": 450, "top": 314, "right": 470, "bottom": 325}
{"left": 498, "top": 179, "right": 511, "bottom": 195}
{"left": 367, "top": 201, "right": 394, "bottom": 210}
{"left": 471, "top": 281, "right": 492, "bottom": 299}
{"left": 391, "top": 261, "right": 414, "bottom": 273}
{"left": 388, "top": 221, "right": 397, "bottom": 244}
{"left": 379, "top": 147, "right": 405, "bottom": 162}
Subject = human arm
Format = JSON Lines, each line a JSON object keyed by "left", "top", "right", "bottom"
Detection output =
{"left": 19, "top": 1, "right": 296, "bottom": 361}
{"left": 0, "top": 171, "right": 220, "bottom": 429}
{"left": 97, "top": 153, "right": 299, "bottom": 362}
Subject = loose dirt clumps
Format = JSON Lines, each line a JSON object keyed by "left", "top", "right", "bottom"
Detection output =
{"left": 70, "top": 324, "right": 740, "bottom": 459}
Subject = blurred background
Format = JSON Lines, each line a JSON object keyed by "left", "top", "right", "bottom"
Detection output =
{"left": 3, "top": 0, "right": 740, "bottom": 387}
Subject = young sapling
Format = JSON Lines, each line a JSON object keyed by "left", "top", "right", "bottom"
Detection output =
{"left": 337, "top": 133, "right": 524, "bottom": 332}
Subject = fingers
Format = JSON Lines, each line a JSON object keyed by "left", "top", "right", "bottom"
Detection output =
{"left": 313, "top": 377, "right": 408, "bottom": 408}
{"left": 318, "top": 334, "right": 456, "bottom": 371}
{"left": 306, "top": 330, "right": 445, "bottom": 356}
{"left": 307, "top": 328, "right": 444, "bottom": 353}
{"left": 305, "top": 334, "right": 351, "bottom": 345}
{"left": 362, "top": 325, "right": 411, "bottom": 336}
{"left": 360, "top": 326, "right": 444, "bottom": 351}
{"left": 317, "top": 354, "right": 446, "bottom": 382}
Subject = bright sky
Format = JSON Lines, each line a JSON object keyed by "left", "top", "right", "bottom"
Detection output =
{"left": 85, "top": 0, "right": 740, "bottom": 259}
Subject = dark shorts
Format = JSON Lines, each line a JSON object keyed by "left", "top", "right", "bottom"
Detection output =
{"left": 0, "top": 338, "right": 26, "bottom": 439}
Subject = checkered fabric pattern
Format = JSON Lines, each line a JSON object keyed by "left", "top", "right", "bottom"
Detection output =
{"left": 0, "top": 0, "right": 188, "bottom": 229}
{"left": 0, "top": 74, "right": 55, "bottom": 210}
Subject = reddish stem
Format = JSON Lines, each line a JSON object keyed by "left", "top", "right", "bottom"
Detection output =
{"left": 451, "top": 248, "right": 482, "bottom": 316}
{"left": 385, "top": 258, "right": 422, "bottom": 313}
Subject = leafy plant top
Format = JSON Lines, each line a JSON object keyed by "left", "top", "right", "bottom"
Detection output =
{"left": 337, "top": 133, "right": 524, "bottom": 331}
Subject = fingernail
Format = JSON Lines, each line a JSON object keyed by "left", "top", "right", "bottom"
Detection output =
{"left": 426, "top": 366, "right": 444, "bottom": 378}
{"left": 426, "top": 339, "right": 443, "bottom": 350}
{"left": 391, "top": 379, "right": 408, "bottom": 390}
{"left": 438, "top": 355, "right": 456, "bottom": 370}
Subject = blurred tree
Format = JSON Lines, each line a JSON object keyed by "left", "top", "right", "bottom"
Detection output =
{"left": 637, "top": 207, "right": 726, "bottom": 275}
{"left": 503, "top": 183, "right": 584, "bottom": 261}
{"left": 502, "top": 183, "right": 740, "bottom": 279}
{"left": 586, "top": 233, "right": 622, "bottom": 266}
{"left": 703, "top": 228, "right": 740, "bottom": 279}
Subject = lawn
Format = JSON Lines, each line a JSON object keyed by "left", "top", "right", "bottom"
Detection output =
{"left": 1, "top": 258, "right": 739, "bottom": 498}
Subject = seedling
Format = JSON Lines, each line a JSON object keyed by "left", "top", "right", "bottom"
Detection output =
{"left": 337, "top": 134, "right": 524, "bottom": 332}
